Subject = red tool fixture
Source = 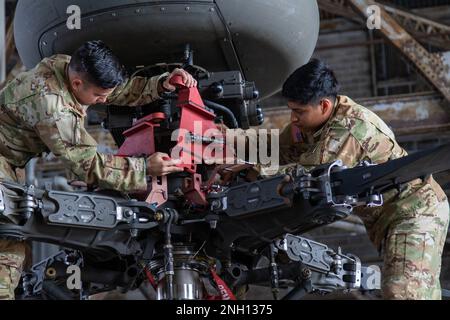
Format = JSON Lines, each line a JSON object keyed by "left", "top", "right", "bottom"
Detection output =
{"left": 117, "top": 75, "right": 228, "bottom": 207}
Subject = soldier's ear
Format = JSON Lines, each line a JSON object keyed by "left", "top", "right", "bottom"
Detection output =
{"left": 320, "top": 98, "right": 333, "bottom": 115}
{"left": 71, "top": 78, "right": 83, "bottom": 90}
{"left": 68, "top": 68, "right": 84, "bottom": 91}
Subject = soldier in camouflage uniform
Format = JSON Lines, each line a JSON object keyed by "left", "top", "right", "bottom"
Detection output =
{"left": 0, "top": 40, "right": 196, "bottom": 299}
{"left": 277, "top": 59, "right": 449, "bottom": 299}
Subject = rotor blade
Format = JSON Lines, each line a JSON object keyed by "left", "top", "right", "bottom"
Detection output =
{"left": 331, "top": 142, "right": 450, "bottom": 196}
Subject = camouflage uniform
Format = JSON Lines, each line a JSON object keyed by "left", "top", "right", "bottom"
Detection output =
{"left": 0, "top": 54, "right": 168, "bottom": 299}
{"left": 277, "top": 95, "right": 449, "bottom": 300}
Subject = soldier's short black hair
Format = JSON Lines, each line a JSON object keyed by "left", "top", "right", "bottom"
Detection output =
{"left": 282, "top": 59, "right": 339, "bottom": 105}
{"left": 69, "top": 40, "right": 127, "bottom": 89}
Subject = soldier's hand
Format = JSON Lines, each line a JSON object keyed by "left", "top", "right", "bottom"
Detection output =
{"left": 162, "top": 68, "right": 197, "bottom": 91}
{"left": 146, "top": 152, "right": 184, "bottom": 177}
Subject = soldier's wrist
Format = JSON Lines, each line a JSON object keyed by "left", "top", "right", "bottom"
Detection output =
{"left": 143, "top": 157, "right": 149, "bottom": 172}
{"left": 158, "top": 76, "right": 169, "bottom": 93}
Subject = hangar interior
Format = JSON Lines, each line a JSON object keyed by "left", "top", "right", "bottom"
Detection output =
{"left": 1, "top": 0, "right": 450, "bottom": 300}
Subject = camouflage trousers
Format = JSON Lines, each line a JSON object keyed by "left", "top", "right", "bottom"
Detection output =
{"left": 357, "top": 177, "right": 450, "bottom": 300}
{"left": 380, "top": 199, "right": 449, "bottom": 300}
{"left": 0, "top": 156, "right": 25, "bottom": 300}
{"left": 0, "top": 240, "right": 27, "bottom": 300}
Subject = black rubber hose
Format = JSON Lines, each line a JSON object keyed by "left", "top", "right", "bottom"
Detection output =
{"left": 203, "top": 99, "right": 239, "bottom": 129}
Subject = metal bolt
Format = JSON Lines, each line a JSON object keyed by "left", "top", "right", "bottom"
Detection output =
{"left": 154, "top": 212, "right": 164, "bottom": 221}
{"left": 135, "top": 8, "right": 141, "bottom": 13}
{"left": 42, "top": 41, "right": 47, "bottom": 46}
{"left": 160, "top": 7, "right": 165, "bottom": 11}
{"left": 124, "top": 209, "right": 133, "bottom": 218}
{"left": 185, "top": 6, "right": 190, "bottom": 11}
{"left": 302, "top": 268, "right": 312, "bottom": 279}
{"left": 211, "top": 200, "right": 221, "bottom": 210}
{"left": 46, "top": 267, "right": 57, "bottom": 279}
{"left": 111, "top": 12, "right": 117, "bottom": 17}
{"left": 209, "top": 7, "right": 215, "bottom": 12}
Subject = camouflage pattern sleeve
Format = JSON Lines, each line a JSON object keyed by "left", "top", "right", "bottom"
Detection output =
{"left": 346, "top": 118, "right": 407, "bottom": 164}
{"left": 320, "top": 126, "right": 366, "bottom": 168}
{"left": 106, "top": 72, "right": 170, "bottom": 106}
{"left": 34, "top": 95, "right": 147, "bottom": 192}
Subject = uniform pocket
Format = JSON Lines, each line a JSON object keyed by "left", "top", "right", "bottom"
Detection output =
{"left": 79, "top": 126, "right": 98, "bottom": 147}
{"left": 382, "top": 231, "right": 433, "bottom": 299}
{"left": 54, "top": 109, "right": 80, "bottom": 145}
{"left": 381, "top": 206, "right": 448, "bottom": 299}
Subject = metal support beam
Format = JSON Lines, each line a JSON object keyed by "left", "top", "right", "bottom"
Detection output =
{"left": 0, "top": 0, "right": 5, "bottom": 84}
{"left": 347, "top": 0, "right": 450, "bottom": 102}
{"left": 383, "top": 4, "right": 450, "bottom": 50}
{"left": 318, "top": 0, "right": 450, "bottom": 50}
{"left": 318, "top": 0, "right": 363, "bottom": 23}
